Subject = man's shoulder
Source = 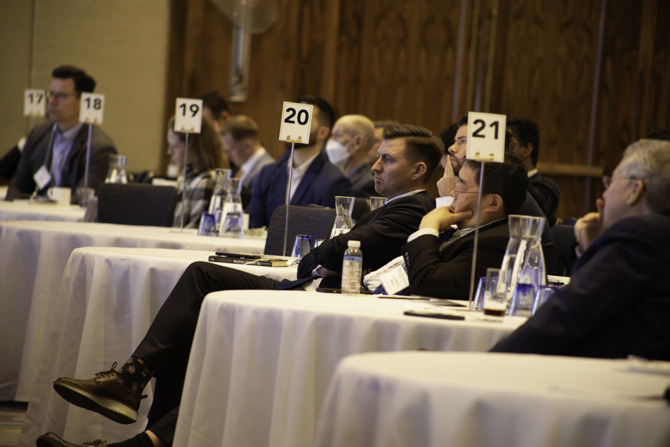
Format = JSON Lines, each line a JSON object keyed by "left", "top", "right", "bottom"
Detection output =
{"left": 387, "top": 192, "right": 435, "bottom": 211}
{"left": 530, "top": 174, "right": 560, "bottom": 194}
{"left": 608, "top": 214, "right": 670, "bottom": 239}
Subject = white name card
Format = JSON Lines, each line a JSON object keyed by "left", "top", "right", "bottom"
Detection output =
{"left": 466, "top": 111, "right": 506, "bottom": 163}
{"left": 278, "top": 101, "right": 313, "bottom": 144}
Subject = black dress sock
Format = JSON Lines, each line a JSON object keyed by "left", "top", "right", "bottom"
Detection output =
{"left": 109, "top": 432, "right": 154, "bottom": 447}
{"left": 117, "top": 357, "right": 153, "bottom": 393}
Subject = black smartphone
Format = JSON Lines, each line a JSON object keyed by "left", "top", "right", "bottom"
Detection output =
{"left": 214, "top": 252, "right": 262, "bottom": 260}
{"left": 403, "top": 310, "right": 465, "bottom": 320}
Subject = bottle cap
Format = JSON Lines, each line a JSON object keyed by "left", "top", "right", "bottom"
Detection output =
{"left": 347, "top": 240, "right": 360, "bottom": 248}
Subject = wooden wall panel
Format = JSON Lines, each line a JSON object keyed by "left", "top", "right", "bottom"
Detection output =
{"left": 165, "top": 0, "right": 670, "bottom": 221}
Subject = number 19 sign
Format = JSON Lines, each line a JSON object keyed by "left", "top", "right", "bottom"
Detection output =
{"left": 466, "top": 111, "right": 506, "bottom": 163}
{"left": 279, "top": 101, "right": 313, "bottom": 144}
{"left": 175, "top": 98, "right": 203, "bottom": 133}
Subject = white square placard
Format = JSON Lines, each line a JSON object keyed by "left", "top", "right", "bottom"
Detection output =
{"left": 175, "top": 98, "right": 203, "bottom": 133}
{"left": 24, "top": 89, "right": 47, "bottom": 117}
{"left": 278, "top": 101, "right": 313, "bottom": 144}
{"left": 79, "top": 93, "right": 105, "bottom": 124}
{"left": 466, "top": 111, "right": 506, "bottom": 163}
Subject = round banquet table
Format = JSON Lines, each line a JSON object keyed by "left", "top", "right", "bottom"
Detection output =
{"left": 314, "top": 351, "right": 670, "bottom": 447}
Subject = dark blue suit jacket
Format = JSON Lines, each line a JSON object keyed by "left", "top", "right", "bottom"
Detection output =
{"left": 491, "top": 213, "right": 670, "bottom": 361}
{"left": 247, "top": 149, "right": 353, "bottom": 228}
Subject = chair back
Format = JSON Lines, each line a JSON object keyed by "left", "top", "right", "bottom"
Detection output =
{"left": 96, "top": 183, "right": 177, "bottom": 226}
{"left": 551, "top": 222, "right": 577, "bottom": 276}
{"left": 264, "top": 205, "right": 336, "bottom": 256}
{"left": 352, "top": 197, "right": 371, "bottom": 222}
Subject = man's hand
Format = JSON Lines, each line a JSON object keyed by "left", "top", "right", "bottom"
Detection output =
{"left": 419, "top": 207, "right": 472, "bottom": 232}
{"left": 437, "top": 155, "right": 455, "bottom": 197}
{"left": 574, "top": 199, "right": 604, "bottom": 253}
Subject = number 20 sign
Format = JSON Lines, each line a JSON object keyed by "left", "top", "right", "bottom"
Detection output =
{"left": 466, "top": 111, "right": 506, "bottom": 163}
{"left": 278, "top": 101, "right": 313, "bottom": 144}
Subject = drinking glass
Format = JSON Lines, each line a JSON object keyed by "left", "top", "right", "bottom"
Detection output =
{"left": 471, "top": 276, "right": 487, "bottom": 311}
{"left": 197, "top": 212, "right": 217, "bottom": 236}
{"left": 105, "top": 155, "right": 128, "bottom": 184}
{"left": 531, "top": 285, "right": 558, "bottom": 315}
{"left": 330, "top": 196, "right": 355, "bottom": 238}
{"left": 483, "top": 268, "right": 506, "bottom": 317}
{"left": 508, "top": 283, "right": 536, "bottom": 317}
{"left": 291, "top": 234, "right": 312, "bottom": 260}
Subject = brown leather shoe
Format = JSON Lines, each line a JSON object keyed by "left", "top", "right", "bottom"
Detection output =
{"left": 52, "top": 363, "right": 145, "bottom": 424}
{"left": 36, "top": 432, "right": 107, "bottom": 447}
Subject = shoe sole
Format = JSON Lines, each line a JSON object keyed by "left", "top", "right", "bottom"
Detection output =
{"left": 53, "top": 381, "right": 137, "bottom": 424}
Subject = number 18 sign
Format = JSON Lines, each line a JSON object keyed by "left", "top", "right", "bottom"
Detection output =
{"left": 278, "top": 101, "right": 313, "bottom": 144}
{"left": 79, "top": 93, "right": 105, "bottom": 124}
{"left": 466, "top": 111, "right": 506, "bottom": 163}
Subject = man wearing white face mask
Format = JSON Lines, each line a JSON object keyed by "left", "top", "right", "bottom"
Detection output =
{"left": 325, "top": 114, "right": 377, "bottom": 198}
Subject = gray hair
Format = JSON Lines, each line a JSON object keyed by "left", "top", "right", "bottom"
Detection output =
{"left": 619, "top": 139, "right": 670, "bottom": 214}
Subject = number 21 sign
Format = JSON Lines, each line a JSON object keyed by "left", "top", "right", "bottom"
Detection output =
{"left": 466, "top": 111, "right": 506, "bottom": 163}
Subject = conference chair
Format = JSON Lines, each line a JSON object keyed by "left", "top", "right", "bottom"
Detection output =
{"left": 95, "top": 183, "right": 178, "bottom": 226}
{"left": 551, "top": 222, "right": 577, "bottom": 276}
{"left": 264, "top": 205, "right": 337, "bottom": 256}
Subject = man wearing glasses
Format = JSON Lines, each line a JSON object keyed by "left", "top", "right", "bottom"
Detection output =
{"left": 492, "top": 139, "right": 670, "bottom": 361}
{"left": 6, "top": 65, "right": 117, "bottom": 204}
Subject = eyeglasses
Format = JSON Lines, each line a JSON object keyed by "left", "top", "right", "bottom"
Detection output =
{"left": 47, "top": 91, "right": 77, "bottom": 101}
{"left": 453, "top": 177, "right": 479, "bottom": 198}
{"left": 602, "top": 175, "right": 644, "bottom": 189}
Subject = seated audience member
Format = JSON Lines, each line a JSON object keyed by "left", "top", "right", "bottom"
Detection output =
{"left": 507, "top": 118, "right": 560, "bottom": 226}
{"left": 444, "top": 114, "right": 559, "bottom": 274}
{"left": 200, "top": 91, "right": 231, "bottom": 133}
{"left": 647, "top": 129, "right": 670, "bottom": 141}
{"left": 436, "top": 123, "right": 459, "bottom": 199}
{"left": 168, "top": 116, "right": 228, "bottom": 228}
{"left": 325, "top": 114, "right": 377, "bottom": 197}
{"left": 6, "top": 65, "right": 117, "bottom": 204}
{"left": 366, "top": 120, "right": 399, "bottom": 168}
{"left": 38, "top": 123, "right": 442, "bottom": 447}
{"left": 491, "top": 139, "right": 670, "bottom": 360}
{"left": 220, "top": 115, "right": 274, "bottom": 207}
{"left": 403, "top": 153, "right": 528, "bottom": 300}
{"left": 0, "top": 138, "right": 24, "bottom": 182}
{"left": 246, "top": 96, "right": 353, "bottom": 228}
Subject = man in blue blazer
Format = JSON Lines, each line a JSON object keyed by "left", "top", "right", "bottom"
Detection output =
{"left": 247, "top": 95, "right": 353, "bottom": 228}
{"left": 6, "top": 65, "right": 117, "bottom": 204}
{"left": 492, "top": 139, "right": 670, "bottom": 361}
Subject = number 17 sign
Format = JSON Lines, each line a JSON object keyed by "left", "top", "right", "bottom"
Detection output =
{"left": 466, "top": 111, "right": 506, "bottom": 163}
{"left": 278, "top": 101, "right": 313, "bottom": 144}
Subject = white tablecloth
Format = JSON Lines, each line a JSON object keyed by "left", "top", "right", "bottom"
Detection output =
{"left": 315, "top": 352, "right": 670, "bottom": 447}
{"left": 18, "top": 246, "right": 296, "bottom": 447}
{"left": 0, "top": 200, "right": 85, "bottom": 221}
{"left": 173, "top": 291, "right": 524, "bottom": 447}
{"left": 0, "top": 220, "right": 266, "bottom": 401}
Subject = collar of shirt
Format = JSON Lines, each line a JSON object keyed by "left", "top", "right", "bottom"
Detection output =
{"left": 527, "top": 168, "right": 538, "bottom": 178}
{"left": 287, "top": 151, "right": 320, "bottom": 200}
{"left": 239, "top": 146, "right": 268, "bottom": 182}
{"left": 385, "top": 189, "right": 426, "bottom": 204}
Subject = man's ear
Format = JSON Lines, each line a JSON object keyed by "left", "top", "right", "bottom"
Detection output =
{"left": 317, "top": 126, "right": 331, "bottom": 141}
{"left": 626, "top": 179, "right": 646, "bottom": 206}
{"left": 521, "top": 143, "right": 533, "bottom": 160}
{"left": 485, "top": 194, "right": 504, "bottom": 213}
{"left": 412, "top": 161, "right": 427, "bottom": 180}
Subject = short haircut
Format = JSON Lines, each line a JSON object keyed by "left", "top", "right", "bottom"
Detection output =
{"left": 507, "top": 118, "right": 541, "bottom": 166}
{"left": 647, "top": 129, "right": 670, "bottom": 142}
{"left": 382, "top": 124, "right": 444, "bottom": 184}
{"left": 52, "top": 65, "right": 96, "bottom": 95}
{"left": 220, "top": 115, "right": 259, "bottom": 140}
{"left": 373, "top": 120, "right": 400, "bottom": 129}
{"left": 439, "top": 122, "right": 459, "bottom": 148}
{"left": 201, "top": 91, "right": 230, "bottom": 115}
{"left": 463, "top": 152, "right": 529, "bottom": 215}
{"left": 619, "top": 139, "right": 670, "bottom": 215}
{"left": 169, "top": 116, "right": 225, "bottom": 171}
{"left": 457, "top": 114, "right": 468, "bottom": 128}
{"left": 297, "top": 95, "right": 336, "bottom": 129}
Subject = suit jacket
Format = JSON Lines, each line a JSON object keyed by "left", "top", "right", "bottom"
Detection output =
{"left": 491, "top": 214, "right": 670, "bottom": 361}
{"left": 297, "top": 192, "right": 436, "bottom": 278}
{"left": 247, "top": 149, "right": 353, "bottom": 228}
{"left": 6, "top": 122, "right": 117, "bottom": 203}
{"left": 529, "top": 172, "right": 560, "bottom": 227}
{"left": 0, "top": 145, "right": 22, "bottom": 179}
{"left": 402, "top": 219, "right": 510, "bottom": 301}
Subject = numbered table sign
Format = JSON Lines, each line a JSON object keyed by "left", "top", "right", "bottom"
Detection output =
{"left": 175, "top": 98, "right": 203, "bottom": 133}
{"left": 24, "top": 89, "right": 46, "bottom": 117}
{"left": 278, "top": 101, "right": 313, "bottom": 144}
{"left": 466, "top": 111, "right": 506, "bottom": 163}
{"left": 79, "top": 93, "right": 105, "bottom": 124}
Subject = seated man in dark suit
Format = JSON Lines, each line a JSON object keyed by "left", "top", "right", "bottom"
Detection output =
{"left": 325, "top": 114, "right": 377, "bottom": 198}
{"left": 6, "top": 65, "right": 117, "bottom": 204}
{"left": 507, "top": 117, "right": 560, "bottom": 226}
{"left": 443, "top": 114, "right": 559, "bottom": 274}
{"left": 246, "top": 96, "right": 353, "bottom": 228}
{"left": 38, "top": 124, "right": 442, "bottom": 447}
{"left": 403, "top": 153, "right": 528, "bottom": 300}
{"left": 491, "top": 139, "right": 670, "bottom": 361}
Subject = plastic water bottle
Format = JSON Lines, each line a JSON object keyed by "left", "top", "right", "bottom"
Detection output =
{"left": 341, "top": 240, "right": 363, "bottom": 295}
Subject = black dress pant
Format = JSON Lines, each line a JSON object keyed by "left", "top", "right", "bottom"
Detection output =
{"left": 132, "top": 261, "right": 279, "bottom": 440}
